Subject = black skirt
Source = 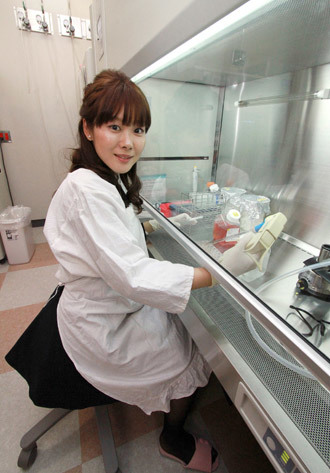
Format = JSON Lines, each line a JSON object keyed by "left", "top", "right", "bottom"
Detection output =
{"left": 5, "top": 285, "right": 115, "bottom": 410}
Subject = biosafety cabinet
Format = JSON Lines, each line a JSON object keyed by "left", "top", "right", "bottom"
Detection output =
{"left": 121, "top": 0, "right": 330, "bottom": 472}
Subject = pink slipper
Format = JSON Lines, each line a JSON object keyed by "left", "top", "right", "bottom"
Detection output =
{"left": 159, "top": 435, "right": 219, "bottom": 472}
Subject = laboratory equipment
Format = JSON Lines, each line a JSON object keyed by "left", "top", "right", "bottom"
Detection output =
{"left": 192, "top": 165, "right": 199, "bottom": 193}
{"left": 297, "top": 244, "right": 330, "bottom": 301}
{"left": 115, "top": 0, "right": 330, "bottom": 471}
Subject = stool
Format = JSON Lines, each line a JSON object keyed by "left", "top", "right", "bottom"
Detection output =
{"left": 5, "top": 286, "right": 122, "bottom": 472}
{"left": 17, "top": 405, "right": 120, "bottom": 473}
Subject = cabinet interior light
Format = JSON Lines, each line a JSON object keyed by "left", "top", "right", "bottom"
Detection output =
{"left": 131, "top": 0, "right": 274, "bottom": 84}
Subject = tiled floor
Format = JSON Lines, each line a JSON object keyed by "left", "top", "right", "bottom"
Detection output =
{"left": 0, "top": 227, "right": 276, "bottom": 473}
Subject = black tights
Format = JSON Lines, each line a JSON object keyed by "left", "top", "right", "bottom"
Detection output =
{"left": 159, "top": 395, "right": 217, "bottom": 465}
{"left": 159, "top": 396, "right": 195, "bottom": 464}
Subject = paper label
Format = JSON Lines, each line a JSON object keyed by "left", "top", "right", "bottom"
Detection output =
{"left": 5, "top": 230, "right": 19, "bottom": 240}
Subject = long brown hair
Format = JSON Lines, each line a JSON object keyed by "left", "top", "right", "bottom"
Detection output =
{"left": 70, "top": 69, "right": 151, "bottom": 213}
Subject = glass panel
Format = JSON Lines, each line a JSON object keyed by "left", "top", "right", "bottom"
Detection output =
{"left": 137, "top": 0, "right": 330, "bottom": 364}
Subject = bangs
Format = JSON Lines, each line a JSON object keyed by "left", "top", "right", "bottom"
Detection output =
{"left": 94, "top": 81, "right": 151, "bottom": 131}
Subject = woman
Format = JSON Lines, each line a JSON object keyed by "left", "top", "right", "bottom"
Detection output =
{"left": 44, "top": 69, "right": 257, "bottom": 472}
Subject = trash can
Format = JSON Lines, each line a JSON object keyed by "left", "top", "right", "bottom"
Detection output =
{"left": 0, "top": 206, "right": 35, "bottom": 264}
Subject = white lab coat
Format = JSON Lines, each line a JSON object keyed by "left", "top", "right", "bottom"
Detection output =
{"left": 44, "top": 169, "right": 211, "bottom": 414}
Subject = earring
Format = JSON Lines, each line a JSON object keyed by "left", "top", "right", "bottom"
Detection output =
{"left": 88, "top": 135, "right": 92, "bottom": 140}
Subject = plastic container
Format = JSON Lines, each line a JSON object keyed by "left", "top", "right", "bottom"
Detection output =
{"left": 224, "top": 193, "right": 269, "bottom": 232}
{"left": 0, "top": 206, "right": 35, "bottom": 264}
{"left": 239, "top": 200, "right": 265, "bottom": 232}
{"left": 213, "top": 209, "right": 241, "bottom": 252}
{"left": 243, "top": 194, "right": 270, "bottom": 215}
{"left": 221, "top": 186, "right": 246, "bottom": 202}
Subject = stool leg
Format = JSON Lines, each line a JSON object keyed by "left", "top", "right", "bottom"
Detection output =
{"left": 18, "top": 408, "right": 71, "bottom": 468}
{"left": 94, "top": 405, "right": 120, "bottom": 473}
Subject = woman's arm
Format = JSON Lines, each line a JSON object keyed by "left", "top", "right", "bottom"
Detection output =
{"left": 143, "top": 220, "right": 212, "bottom": 288}
{"left": 192, "top": 268, "right": 212, "bottom": 289}
{"left": 143, "top": 220, "right": 155, "bottom": 234}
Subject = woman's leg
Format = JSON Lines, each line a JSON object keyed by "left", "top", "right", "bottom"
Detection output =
{"left": 159, "top": 395, "right": 217, "bottom": 465}
{"left": 159, "top": 395, "right": 195, "bottom": 464}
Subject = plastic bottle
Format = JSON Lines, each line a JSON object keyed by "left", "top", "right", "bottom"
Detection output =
{"left": 192, "top": 166, "right": 199, "bottom": 193}
{"left": 213, "top": 209, "right": 241, "bottom": 252}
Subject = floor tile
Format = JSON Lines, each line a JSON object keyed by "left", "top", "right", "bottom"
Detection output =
{"left": 115, "top": 428, "right": 227, "bottom": 473}
{"left": 0, "top": 264, "right": 59, "bottom": 310}
{"left": 64, "top": 465, "right": 83, "bottom": 473}
{"left": 0, "top": 260, "right": 9, "bottom": 273}
{"left": 8, "top": 242, "right": 57, "bottom": 272}
{"left": 32, "top": 227, "right": 47, "bottom": 244}
{"left": 1, "top": 370, "right": 81, "bottom": 473}
{"left": 0, "top": 272, "right": 6, "bottom": 289}
{"left": 0, "top": 301, "right": 45, "bottom": 374}
{"left": 79, "top": 408, "right": 101, "bottom": 464}
{"left": 81, "top": 455, "right": 105, "bottom": 473}
{"left": 107, "top": 402, "right": 163, "bottom": 447}
{"left": 79, "top": 402, "right": 163, "bottom": 464}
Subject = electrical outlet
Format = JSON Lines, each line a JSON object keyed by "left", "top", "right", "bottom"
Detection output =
{"left": 14, "top": 7, "right": 53, "bottom": 34}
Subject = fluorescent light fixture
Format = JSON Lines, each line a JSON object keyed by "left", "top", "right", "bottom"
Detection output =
{"left": 235, "top": 89, "right": 330, "bottom": 107}
{"left": 131, "top": 0, "right": 275, "bottom": 83}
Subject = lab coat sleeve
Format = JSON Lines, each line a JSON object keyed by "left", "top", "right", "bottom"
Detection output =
{"left": 70, "top": 186, "right": 194, "bottom": 314}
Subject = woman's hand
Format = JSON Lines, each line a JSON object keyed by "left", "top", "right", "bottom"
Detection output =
{"left": 219, "top": 232, "right": 261, "bottom": 276}
{"left": 146, "top": 213, "right": 199, "bottom": 233}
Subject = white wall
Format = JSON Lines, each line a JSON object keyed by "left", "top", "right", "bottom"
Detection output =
{"left": 0, "top": 0, "right": 91, "bottom": 219}
{"left": 93, "top": 0, "right": 195, "bottom": 72}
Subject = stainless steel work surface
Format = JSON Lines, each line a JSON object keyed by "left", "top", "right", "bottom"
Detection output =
{"left": 174, "top": 206, "right": 330, "bottom": 362}
{"left": 148, "top": 229, "right": 330, "bottom": 469}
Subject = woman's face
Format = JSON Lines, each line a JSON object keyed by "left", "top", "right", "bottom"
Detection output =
{"left": 83, "top": 106, "right": 146, "bottom": 174}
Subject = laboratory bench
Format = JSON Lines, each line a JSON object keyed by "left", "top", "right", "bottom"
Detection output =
{"left": 143, "top": 204, "right": 330, "bottom": 473}
{"left": 125, "top": 1, "right": 330, "bottom": 471}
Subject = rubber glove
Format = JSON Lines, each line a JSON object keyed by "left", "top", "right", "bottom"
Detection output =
{"left": 149, "top": 213, "right": 199, "bottom": 231}
{"left": 216, "top": 211, "right": 287, "bottom": 279}
{"left": 219, "top": 232, "right": 263, "bottom": 277}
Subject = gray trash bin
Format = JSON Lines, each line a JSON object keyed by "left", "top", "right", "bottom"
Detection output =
{"left": 0, "top": 206, "right": 35, "bottom": 264}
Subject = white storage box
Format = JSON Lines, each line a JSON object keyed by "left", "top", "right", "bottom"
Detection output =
{"left": 0, "top": 206, "right": 35, "bottom": 264}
